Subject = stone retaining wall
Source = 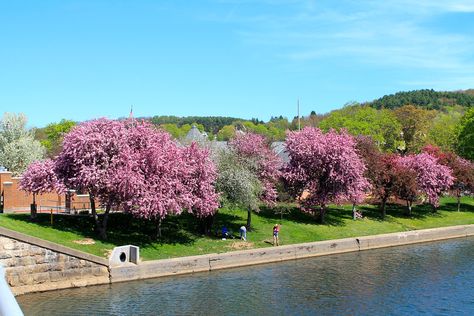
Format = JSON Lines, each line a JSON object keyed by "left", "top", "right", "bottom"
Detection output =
{"left": 0, "top": 228, "right": 109, "bottom": 295}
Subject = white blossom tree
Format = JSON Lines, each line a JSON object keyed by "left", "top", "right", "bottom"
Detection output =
{"left": 0, "top": 113, "right": 45, "bottom": 175}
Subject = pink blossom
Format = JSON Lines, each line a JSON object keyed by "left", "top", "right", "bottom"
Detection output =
{"left": 20, "top": 159, "right": 65, "bottom": 195}
{"left": 284, "top": 127, "right": 370, "bottom": 214}
{"left": 397, "top": 153, "right": 454, "bottom": 207}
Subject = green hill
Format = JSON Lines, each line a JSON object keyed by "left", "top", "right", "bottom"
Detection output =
{"left": 368, "top": 89, "right": 474, "bottom": 110}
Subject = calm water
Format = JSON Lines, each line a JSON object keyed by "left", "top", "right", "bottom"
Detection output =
{"left": 17, "top": 237, "right": 474, "bottom": 315}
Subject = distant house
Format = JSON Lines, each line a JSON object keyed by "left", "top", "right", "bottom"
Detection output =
{"left": 184, "top": 125, "right": 208, "bottom": 143}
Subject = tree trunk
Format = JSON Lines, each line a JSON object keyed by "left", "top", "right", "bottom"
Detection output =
{"left": 319, "top": 206, "right": 326, "bottom": 224}
{"left": 154, "top": 218, "right": 162, "bottom": 240}
{"left": 352, "top": 203, "right": 356, "bottom": 220}
{"left": 89, "top": 193, "right": 98, "bottom": 231}
{"left": 202, "top": 214, "right": 215, "bottom": 235}
{"left": 246, "top": 209, "right": 252, "bottom": 231}
{"left": 457, "top": 192, "right": 461, "bottom": 212}
{"left": 30, "top": 193, "right": 37, "bottom": 220}
{"left": 380, "top": 198, "right": 387, "bottom": 219}
{"left": 406, "top": 200, "right": 412, "bottom": 216}
{"left": 97, "top": 202, "right": 111, "bottom": 240}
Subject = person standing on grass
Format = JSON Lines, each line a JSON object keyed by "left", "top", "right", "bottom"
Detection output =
{"left": 240, "top": 225, "right": 247, "bottom": 241}
{"left": 273, "top": 224, "right": 280, "bottom": 246}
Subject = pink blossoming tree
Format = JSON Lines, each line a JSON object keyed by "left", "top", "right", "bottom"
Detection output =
{"left": 120, "top": 122, "right": 219, "bottom": 237}
{"left": 284, "top": 127, "right": 370, "bottom": 223}
{"left": 423, "top": 145, "right": 474, "bottom": 211}
{"left": 19, "top": 159, "right": 65, "bottom": 219}
{"left": 55, "top": 118, "right": 129, "bottom": 238}
{"left": 397, "top": 153, "right": 454, "bottom": 211}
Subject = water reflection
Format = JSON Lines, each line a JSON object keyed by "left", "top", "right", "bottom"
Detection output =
{"left": 18, "top": 237, "right": 474, "bottom": 315}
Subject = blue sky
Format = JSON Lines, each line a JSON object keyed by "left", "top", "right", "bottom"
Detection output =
{"left": 1, "top": 0, "right": 474, "bottom": 127}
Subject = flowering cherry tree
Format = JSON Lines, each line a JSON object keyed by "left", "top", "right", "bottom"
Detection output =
{"left": 423, "top": 145, "right": 474, "bottom": 211}
{"left": 19, "top": 159, "right": 64, "bottom": 219}
{"left": 181, "top": 143, "right": 220, "bottom": 218}
{"left": 55, "top": 118, "right": 130, "bottom": 238}
{"left": 229, "top": 132, "right": 282, "bottom": 228}
{"left": 397, "top": 153, "right": 454, "bottom": 211}
{"left": 284, "top": 127, "right": 370, "bottom": 223}
{"left": 180, "top": 142, "right": 220, "bottom": 234}
{"left": 115, "top": 121, "right": 219, "bottom": 237}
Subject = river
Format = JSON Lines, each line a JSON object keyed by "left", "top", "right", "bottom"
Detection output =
{"left": 17, "top": 237, "right": 474, "bottom": 315}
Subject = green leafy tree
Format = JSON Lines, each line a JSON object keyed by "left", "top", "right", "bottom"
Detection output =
{"left": 160, "top": 123, "right": 205, "bottom": 140}
{"left": 40, "top": 119, "right": 76, "bottom": 157}
{"left": 394, "top": 105, "right": 436, "bottom": 153}
{"left": 217, "top": 125, "right": 236, "bottom": 141}
{"left": 457, "top": 108, "right": 474, "bottom": 160}
{"left": 160, "top": 123, "right": 185, "bottom": 139}
{"left": 319, "top": 105, "right": 402, "bottom": 152}
{"left": 426, "top": 107, "right": 463, "bottom": 152}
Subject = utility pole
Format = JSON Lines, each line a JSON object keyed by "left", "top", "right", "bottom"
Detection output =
{"left": 297, "top": 98, "right": 301, "bottom": 131}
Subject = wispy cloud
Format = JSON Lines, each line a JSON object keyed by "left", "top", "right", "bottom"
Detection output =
{"left": 205, "top": 0, "right": 474, "bottom": 87}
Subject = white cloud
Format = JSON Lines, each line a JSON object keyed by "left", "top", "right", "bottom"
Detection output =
{"left": 206, "top": 0, "right": 474, "bottom": 86}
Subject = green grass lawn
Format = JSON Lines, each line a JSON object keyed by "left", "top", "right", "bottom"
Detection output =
{"left": 1, "top": 196, "right": 474, "bottom": 261}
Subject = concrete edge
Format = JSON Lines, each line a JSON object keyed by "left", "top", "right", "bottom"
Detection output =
{"left": 0, "top": 226, "right": 109, "bottom": 267}
{"left": 110, "top": 224, "right": 474, "bottom": 284}
{"left": 11, "top": 276, "right": 110, "bottom": 296}
{"left": 5, "top": 224, "right": 474, "bottom": 294}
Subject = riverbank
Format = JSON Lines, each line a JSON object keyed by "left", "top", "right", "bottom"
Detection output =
{"left": 0, "top": 197, "right": 473, "bottom": 260}
{"left": 2, "top": 223, "right": 474, "bottom": 296}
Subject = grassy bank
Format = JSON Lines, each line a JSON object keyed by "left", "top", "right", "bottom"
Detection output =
{"left": 1, "top": 197, "right": 474, "bottom": 260}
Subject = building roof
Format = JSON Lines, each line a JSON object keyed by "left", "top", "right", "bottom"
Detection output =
{"left": 184, "top": 125, "right": 207, "bottom": 143}
{"left": 271, "top": 141, "right": 289, "bottom": 163}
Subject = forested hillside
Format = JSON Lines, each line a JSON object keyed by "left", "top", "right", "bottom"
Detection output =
{"left": 149, "top": 116, "right": 246, "bottom": 135}
{"left": 368, "top": 89, "right": 474, "bottom": 110}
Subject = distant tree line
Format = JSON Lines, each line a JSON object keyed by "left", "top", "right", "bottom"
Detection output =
{"left": 5, "top": 88, "right": 473, "bottom": 177}
{"left": 368, "top": 89, "right": 474, "bottom": 110}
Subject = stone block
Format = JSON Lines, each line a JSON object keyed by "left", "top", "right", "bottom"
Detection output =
{"left": 33, "top": 272, "right": 50, "bottom": 284}
{"left": 3, "top": 241, "right": 17, "bottom": 250}
{"left": 49, "top": 271, "right": 63, "bottom": 282}
{"left": 93, "top": 266, "right": 108, "bottom": 276}
{"left": 7, "top": 250, "right": 23, "bottom": 258}
{"left": 63, "top": 269, "right": 82, "bottom": 279}
{"left": 0, "top": 258, "right": 16, "bottom": 267}
{"left": 0, "top": 252, "right": 12, "bottom": 259}
{"left": 19, "top": 273, "right": 34, "bottom": 285}
{"left": 17, "top": 256, "right": 37, "bottom": 266}
{"left": 65, "top": 260, "right": 81, "bottom": 269}
{"left": 32, "top": 263, "right": 51, "bottom": 274}
{"left": 6, "top": 273, "right": 21, "bottom": 287}
{"left": 57, "top": 253, "right": 67, "bottom": 263}
{"left": 35, "top": 254, "right": 48, "bottom": 264}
